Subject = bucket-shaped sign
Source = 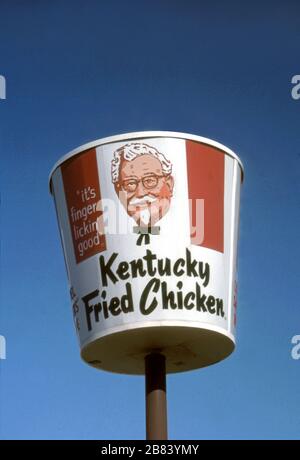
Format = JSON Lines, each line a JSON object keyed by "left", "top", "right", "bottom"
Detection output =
{"left": 49, "top": 131, "right": 243, "bottom": 374}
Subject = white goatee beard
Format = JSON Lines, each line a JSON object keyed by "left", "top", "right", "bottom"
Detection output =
{"left": 139, "top": 208, "right": 151, "bottom": 226}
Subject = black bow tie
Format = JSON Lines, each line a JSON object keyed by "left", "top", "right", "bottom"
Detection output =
{"left": 133, "top": 226, "right": 160, "bottom": 245}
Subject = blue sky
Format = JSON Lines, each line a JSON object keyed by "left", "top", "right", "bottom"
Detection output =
{"left": 0, "top": 0, "right": 300, "bottom": 439}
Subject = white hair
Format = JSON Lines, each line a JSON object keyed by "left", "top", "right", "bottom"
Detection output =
{"left": 111, "top": 142, "right": 172, "bottom": 184}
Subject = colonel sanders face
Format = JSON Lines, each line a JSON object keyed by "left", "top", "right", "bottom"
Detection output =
{"left": 114, "top": 152, "right": 174, "bottom": 228}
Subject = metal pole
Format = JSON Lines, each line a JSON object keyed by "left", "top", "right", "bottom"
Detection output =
{"left": 145, "top": 353, "right": 168, "bottom": 440}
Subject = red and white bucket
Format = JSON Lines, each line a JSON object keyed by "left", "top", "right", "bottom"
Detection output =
{"left": 49, "top": 131, "right": 244, "bottom": 374}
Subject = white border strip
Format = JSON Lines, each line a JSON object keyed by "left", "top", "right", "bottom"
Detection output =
{"left": 80, "top": 319, "right": 236, "bottom": 351}
{"left": 49, "top": 131, "right": 244, "bottom": 193}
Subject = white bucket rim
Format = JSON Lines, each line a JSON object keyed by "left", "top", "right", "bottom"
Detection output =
{"left": 49, "top": 130, "right": 244, "bottom": 194}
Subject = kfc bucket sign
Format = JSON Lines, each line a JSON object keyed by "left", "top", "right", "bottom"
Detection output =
{"left": 49, "top": 132, "right": 244, "bottom": 375}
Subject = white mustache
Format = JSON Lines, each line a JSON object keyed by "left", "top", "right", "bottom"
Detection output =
{"left": 129, "top": 195, "right": 157, "bottom": 206}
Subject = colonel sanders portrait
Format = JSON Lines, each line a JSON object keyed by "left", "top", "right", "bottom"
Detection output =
{"left": 111, "top": 142, "right": 174, "bottom": 228}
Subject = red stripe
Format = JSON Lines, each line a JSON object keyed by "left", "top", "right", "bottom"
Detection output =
{"left": 186, "top": 140, "right": 224, "bottom": 253}
{"left": 62, "top": 148, "right": 106, "bottom": 263}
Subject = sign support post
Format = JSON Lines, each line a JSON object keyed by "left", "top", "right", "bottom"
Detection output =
{"left": 145, "top": 353, "right": 168, "bottom": 440}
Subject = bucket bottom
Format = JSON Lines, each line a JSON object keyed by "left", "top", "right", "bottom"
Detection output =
{"left": 81, "top": 325, "right": 235, "bottom": 375}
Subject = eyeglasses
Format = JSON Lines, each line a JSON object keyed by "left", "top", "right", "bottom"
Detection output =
{"left": 119, "top": 174, "right": 166, "bottom": 193}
